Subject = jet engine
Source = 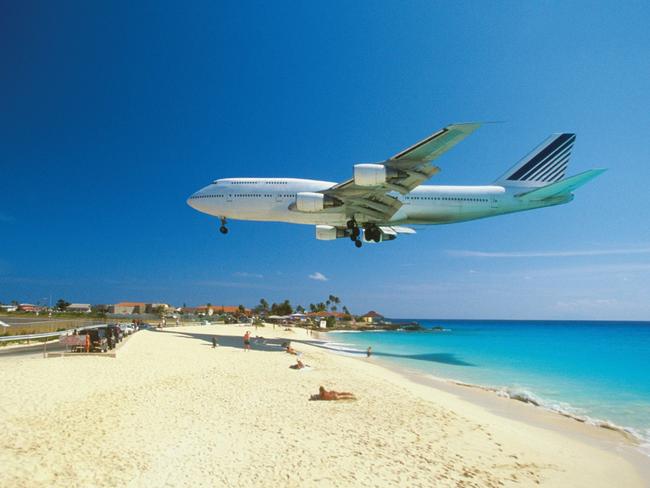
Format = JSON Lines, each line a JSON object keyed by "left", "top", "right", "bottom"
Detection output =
{"left": 353, "top": 164, "right": 386, "bottom": 186}
{"left": 315, "top": 225, "right": 347, "bottom": 240}
{"left": 295, "top": 192, "right": 340, "bottom": 212}
{"left": 353, "top": 163, "right": 399, "bottom": 186}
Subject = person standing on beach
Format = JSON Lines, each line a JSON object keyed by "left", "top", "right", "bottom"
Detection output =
{"left": 243, "top": 331, "right": 251, "bottom": 351}
{"left": 212, "top": 336, "right": 217, "bottom": 348}
{"left": 366, "top": 346, "right": 372, "bottom": 358}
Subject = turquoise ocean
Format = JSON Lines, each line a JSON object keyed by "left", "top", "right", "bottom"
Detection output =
{"left": 325, "top": 320, "right": 650, "bottom": 454}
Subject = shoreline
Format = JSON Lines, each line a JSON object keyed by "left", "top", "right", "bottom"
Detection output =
{"left": 313, "top": 329, "right": 650, "bottom": 481}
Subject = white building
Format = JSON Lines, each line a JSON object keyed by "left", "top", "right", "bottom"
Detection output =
{"left": 67, "top": 303, "right": 92, "bottom": 313}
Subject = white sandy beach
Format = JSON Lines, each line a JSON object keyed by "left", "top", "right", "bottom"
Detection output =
{"left": 1, "top": 324, "right": 646, "bottom": 487}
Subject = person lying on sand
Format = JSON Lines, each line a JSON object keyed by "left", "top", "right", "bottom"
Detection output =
{"left": 289, "top": 359, "right": 307, "bottom": 370}
{"left": 310, "top": 386, "right": 357, "bottom": 401}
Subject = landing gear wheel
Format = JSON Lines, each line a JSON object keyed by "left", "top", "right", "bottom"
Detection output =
{"left": 219, "top": 226, "right": 228, "bottom": 234}
{"left": 354, "top": 239, "right": 362, "bottom": 248}
{"left": 346, "top": 219, "right": 356, "bottom": 230}
{"left": 365, "top": 226, "right": 381, "bottom": 242}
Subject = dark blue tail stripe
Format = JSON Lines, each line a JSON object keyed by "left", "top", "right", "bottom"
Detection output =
{"left": 534, "top": 155, "right": 570, "bottom": 181}
{"left": 508, "top": 133, "right": 575, "bottom": 181}
{"left": 519, "top": 136, "right": 575, "bottom": 180}
{"left": 546, "top": 164, "right": 568, "bottom": 182}
{"left": 526, "top": 145, "right": 573, "bottom": 180}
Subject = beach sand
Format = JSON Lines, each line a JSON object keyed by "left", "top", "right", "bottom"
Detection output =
{"left": 0, "top": 324, "right": 646, "bottom": 487}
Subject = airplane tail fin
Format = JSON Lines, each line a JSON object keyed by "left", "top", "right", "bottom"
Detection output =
{"left": 514, "top": 169, "right": 606, "bottom": 202}
{"left": 495, "top": 133, "right": 576, "bottom": 188}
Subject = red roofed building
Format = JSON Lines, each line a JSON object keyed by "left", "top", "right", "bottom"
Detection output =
{"left": 19, "top": 303, "right": 43, "bottom": 313}
{"left": 182, "top": 305, "right": 251, "bottom": 316}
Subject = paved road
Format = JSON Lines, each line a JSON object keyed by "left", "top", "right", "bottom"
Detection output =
{"left": 0, "top": 316, "right": 53, "bottom": 325}
{"left": 0, "top": 341, "right": 66, "bottom": 359}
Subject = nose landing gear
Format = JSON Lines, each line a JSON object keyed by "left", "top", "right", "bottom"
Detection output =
{"left": 219, "top": 217, "right": 228, "bottom": 234}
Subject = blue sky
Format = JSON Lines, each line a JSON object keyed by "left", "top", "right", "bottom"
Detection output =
{"left": 1, "top": 1, "right": 649, "bottom": 319}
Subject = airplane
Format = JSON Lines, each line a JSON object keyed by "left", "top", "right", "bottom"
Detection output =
{"left": 187, "top": 123, "right": 605, "bottom": 248}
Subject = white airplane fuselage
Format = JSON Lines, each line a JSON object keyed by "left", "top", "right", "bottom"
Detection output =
{"left": 187, "top": 177, "right": 572, "bottom": 227}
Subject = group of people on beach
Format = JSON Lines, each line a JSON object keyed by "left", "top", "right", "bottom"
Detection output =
{"left": 232, "top": 330, "right": 358, "bottom": 401}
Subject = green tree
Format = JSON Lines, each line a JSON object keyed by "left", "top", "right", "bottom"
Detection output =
{"left": 238, "top": 304, "right": 246, "bottom": 314}
{"left": 254, "top": 298, "right": 270, "bottom": 314}
{"left": 295, "top": 305, "right": 305, "bottom": 313}
{"left": 326, "top": 316, "right": 336, "bottom": 328}
{"left": 55, "top": 299, "right": 70, "bottom": 311}
{"left": 270, "top": 300, "right": 292, "bottom": 315}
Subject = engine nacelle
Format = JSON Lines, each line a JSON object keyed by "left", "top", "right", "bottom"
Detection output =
{"left": 315, "top": 225, "right": 347, "bottom": 240}
{"left": 353, "top": 164, "right": 387, "bottom": 186}
{"left": 295, "top": 192, "right": 341, "bottom": 212}
{"left": 296, "top": 192, "right": 325, "bottom": 212}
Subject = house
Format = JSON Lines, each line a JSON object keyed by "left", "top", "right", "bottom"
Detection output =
{"left": 67, "top": 303, "right": 92, "bottom": 313}
{"left": 361, "top": 311, "right": 384, "bottom": 324}
{"left": 145, "top": 303, "right": 171, "bottom": 313}
{"left": 182, "top": 305, "right": 251, "bottom": 316}
{"left": 19, "top": 303, "right": 43, "bottom": 313}
{"left": 113, "top": 302, "right": 146, "bottom": 314}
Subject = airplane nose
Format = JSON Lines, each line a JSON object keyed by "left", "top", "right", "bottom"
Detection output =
{"left": 187, "top": 193, "right": 198, "bottom": 209}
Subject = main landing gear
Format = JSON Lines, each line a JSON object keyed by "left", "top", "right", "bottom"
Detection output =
{"left": 346, "top": 220, "right": 382, "bottom": 247}
{"left": 219, "top": 217, "right": 228, "bottom": 234}
{"left": 365, "top": 225, "right": 381, "bottom": 243}
{"left": 347, "top": 219, "right": 362, "bottom": 248}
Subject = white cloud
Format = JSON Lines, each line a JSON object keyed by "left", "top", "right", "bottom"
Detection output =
{"left": 556, "top": 298, "right": 619, "bottom": 309}
{"left": 308, "top": 272, "right": 328, "bottom": 281}
{"left": 446, "top": 247, "right": 650, "bottom": 258}
{"left": 232, "top": 271, "right": 263, "bottom": 279}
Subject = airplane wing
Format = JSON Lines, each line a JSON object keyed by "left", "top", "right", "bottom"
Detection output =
{"left": 323, "top": 122, "right": 481, "bottom": 223}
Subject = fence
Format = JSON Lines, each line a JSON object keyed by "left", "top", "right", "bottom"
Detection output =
{"left": 0, "top": 324, "right": 107, "bottom": 343}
